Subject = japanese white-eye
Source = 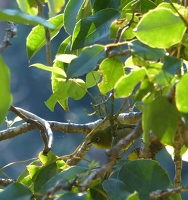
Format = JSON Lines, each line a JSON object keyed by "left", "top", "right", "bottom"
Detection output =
{"left": 88, "top": 129, "right": 112, "bottom": 149}
{"left": 88, "top": 124, "right": 135, "bottom": 149}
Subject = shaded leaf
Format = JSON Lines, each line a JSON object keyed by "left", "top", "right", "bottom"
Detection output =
{"left": 0, "top": 9, "right": 54, "bottom": 28}
{"left": 102, "top": 178, "right": 130, "bottom": 200}
{"left": 129, "top": 40, "right": 166, "bottom": 61}
{"left": 118, "top": 160, "right": 171, "bottom": 200}
{"left": 67, "top": 45, "right": 105, "bottom": 78}
{"left": 38, "top": 166, "right": 87, "bottom": 199}
{"left": 64, "top": 0, "right": 85, "bottom": 34}
{"left": 72, "top": 8, "right": 120, "bottom": 50}
{"left": 57, "top": 193, "right": 90, "bottom": 200}
{"left": 0, "top": 183, "right": 32, "bottom": 200}
{"left": 93, "top": 0, "right": 120, "bottom": 13}
{"left": 33, "top": 162, "right": 58, "bottom": 199}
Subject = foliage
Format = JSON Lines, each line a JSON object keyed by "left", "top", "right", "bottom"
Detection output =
{"left": 1, "top": 0, "right": 188, "bottom": 199}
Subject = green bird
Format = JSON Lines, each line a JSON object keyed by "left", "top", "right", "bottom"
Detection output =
{"left": 88, "top": 124, "right": 135, "bottom": 149}
{"left": 88, "top": 129, "right": 112, "bottom": 149}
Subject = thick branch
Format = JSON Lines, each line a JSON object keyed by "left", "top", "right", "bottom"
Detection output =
{"left": 0, "top": 112, "right": 142, "bottom": 141}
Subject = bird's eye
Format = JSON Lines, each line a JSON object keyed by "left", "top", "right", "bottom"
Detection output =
{"left": 95, "top": 137, "right": 100, "bottom": 142}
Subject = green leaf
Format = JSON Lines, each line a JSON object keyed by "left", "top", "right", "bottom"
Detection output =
{"left": 26, "top": 14, "right": 64, "bottom": 60}
{"left": 102, "top": 178, "right": 130, "bottom": 200}
{"left": 33, "top": 162, "right": 58, "bottom": 199}
{"left": 134, "top": 8, "right": 186, "bottom": 48}
{"left": 30, "top": 63, "right": 66, "bottom": 77}
{"left": 48, "top": 0, "right": 65, "bottom": 17}
{"left": 45, "top": 81, "right": 69, "bottom": 112}
{"left": 72, "top": 8, "right": 120, "bottom": 50}
{"left": 55, "top": 54, "right": 77, "bottom": 63}
{"left": 138, "top": 0, "right": 156, "bottom": 13}
{"left": 114, "top": 68, "right": 146, "bottom": 98}
{"left": 86, "top": 71, "right": 101, "bottom": 88}
{"left": 143, "top": 96, "right": 179, "bottom": 145}
{"left": 38, "top": 151, "right": 57, "bottom": 165}
{"left": 99, "top": 58, "right": 124, "bottom": 95}
{"left": 93, "top": 0, "right": 120, "bottom": 13}
{"left": 118, "top": 160, "right": 171, "bottom": 200}
{"left": 57, "top": 193, "right": 90, "bottom": 200}
{"left": 50, "top": 37, "right": 72, "bottom": 112}
{"left": 0, "top": 183, "right": 32, "bottom": 200}
{"left": 38, "top": 166, "right": 87, "bottom": 199}
{"left": 67, "top": 79, "right": 87, "bottom": 100}
{"left": 133, "top": 79, "right": 154, "bottom": 102}
{"left": 0, "top": 9, "right": 54, "bottom": 28}
{"left": 110, "top": 13, "right": 138, "bottom": 40}
{"left": 0, "top": 56, "right": 12, "bottom": 125}
{"left": 153, "top": 56, "right": 181, "bottom": 86}
{"left": 64, "top": 0, "right": 85, "bottom": 34}
{"left": 176, "top": 73, "right": 188, "bottom": 113}
{"left": 126, "top": 192, "right": 139, "bottom": 200}
{"left": 16, "top": 0, "right": 38, "bottom": 15}
{"left": 129, "top": 40, "right": 166, "bottom": 61}
{"left": 67, "top": 45, "right": 105, "bottom": 78}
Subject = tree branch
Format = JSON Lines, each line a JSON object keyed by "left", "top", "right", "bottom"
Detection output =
{"left": 0, "top": 22, "right": 17, "bottom": 53}
{"left": 79, "top": 120, "right": 143, "bottom": 191}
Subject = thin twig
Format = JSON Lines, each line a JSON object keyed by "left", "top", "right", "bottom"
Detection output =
{"left": 79, "top": 120, "right": 142, "bottom": 191}
{"left": 150, "top": 185, "right": 188, "bottom": 199}
{"left": 35, "top": 0, "right": 51, "bottom": 65}
{"left": 0, "top": 22, "right": 17, "bottom": 53}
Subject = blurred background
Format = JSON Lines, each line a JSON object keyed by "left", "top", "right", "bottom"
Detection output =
{"left": 0, "top": 1, "right": 188, "bottom": 199}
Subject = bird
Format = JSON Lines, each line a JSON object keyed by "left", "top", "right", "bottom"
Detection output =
{"left": 88, "top": 124, "right": 136, "bottom": 149}
{"left": 87, "top": 129, "right": 112, "bottom": 149}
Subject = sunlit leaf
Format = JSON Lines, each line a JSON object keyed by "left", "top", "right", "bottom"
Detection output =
{"left": 99, "top": 58, "right": 124, "bottom": 95}
{"left": 67, "top": 79, "right": 87, "bottom": 100}
{"left": 48, "top": 0, "right": 65, "bottom": 17}
{"left": 86, "top": 71, "right": 101, "bottom": 88}
{"left": 16, "top": 0, "right": 38, "bottom": 15}
{"left": 0, "top": 56, "right": 12, "bottom": 125}
{"left": 55, "top": 54, "right": 77, "bottom": 63}
{"left": 134, "top": 8, "right": 186, "bottom": 48}
{"left": 143, "top": 96, "right": 178, "bottom": 145}
{"left": 176, "top": 73, "right": 188, "bottom": 113}
{"left": 27, "top": 14, "right": 64, "bottom": 60}
{"left": 114, "top": 68, "right": 146, "bottom": 98}
{"left": 30, "top": 63, "right": 66, "bottom": 77}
